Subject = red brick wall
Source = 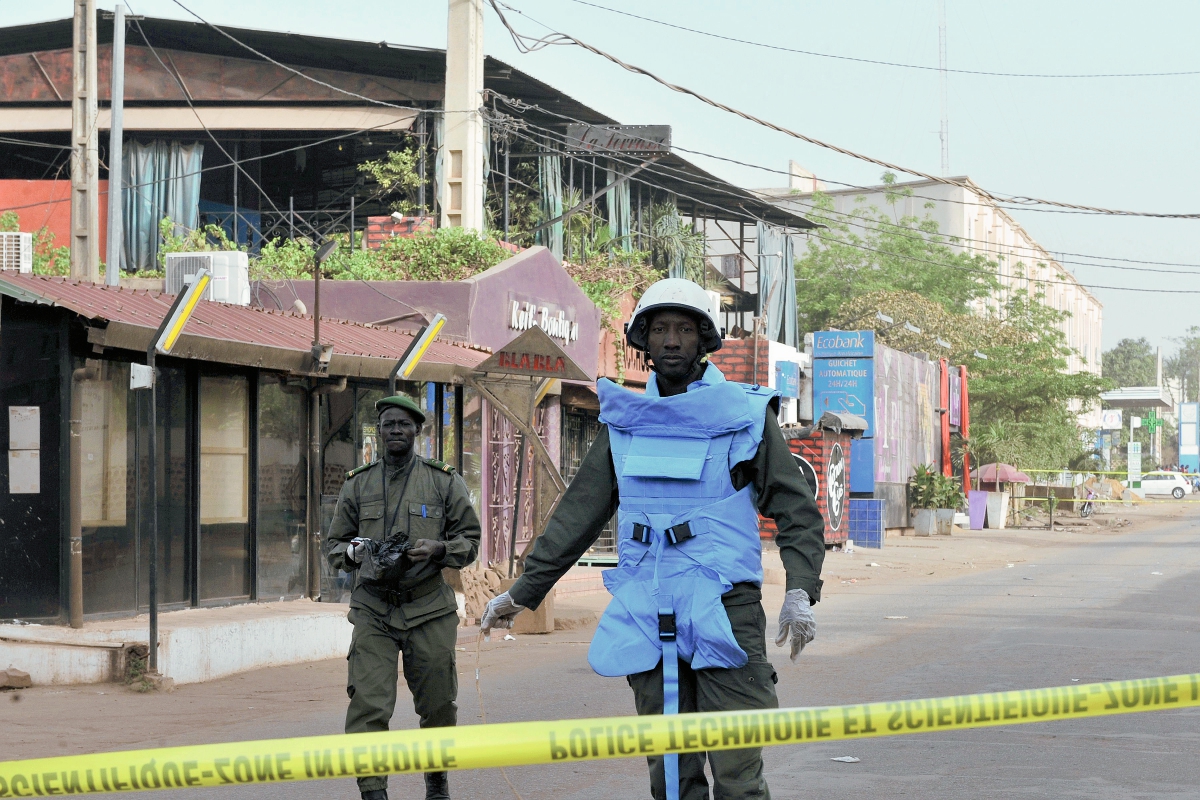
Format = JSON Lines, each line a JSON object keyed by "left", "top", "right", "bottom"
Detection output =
{"left": 366, "top": 216, "right": 523, "bottom": 255}
{"left": 709, "top": 337, "right": 771, "bottom": 386}
{"left": 365, "top": 215, "right": 434, "bottom": 249}
{"left": 758, "top": 428, "right": 850, "bottom": 544}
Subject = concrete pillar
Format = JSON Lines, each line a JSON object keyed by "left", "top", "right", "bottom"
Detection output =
{"left": 70, "top": 0, "right": 100, "bottom": 281}
{"left": 441, "top": 0, "right": 486, "bottom": 231}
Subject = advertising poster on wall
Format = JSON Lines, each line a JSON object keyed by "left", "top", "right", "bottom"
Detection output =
{"left": 949, "top": 372, "right": 962, "bottom": 427}
{"left": 874, "top": 346, "right": 941, "bottom": 485}
{"left": 361, "top": 425, "right": 378, "bottom": 467}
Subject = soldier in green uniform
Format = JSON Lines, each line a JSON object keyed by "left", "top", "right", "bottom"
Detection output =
{"left": 327, "top": 395, "right": 481, "bottom": 800}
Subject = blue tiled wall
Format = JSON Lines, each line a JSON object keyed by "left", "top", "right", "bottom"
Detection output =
{"left": 849, "top": 499, "right": 885, "bottom": 548}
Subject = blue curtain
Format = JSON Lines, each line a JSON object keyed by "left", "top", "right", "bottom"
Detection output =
{"left": 756, "top": 222, "right": 797, "bottom": 348}
{"left": 536, "top": 151, "right": 564, "bottom": 260}
{"left": 606, "top": 164, "right": 632, "bottom": 251}
{"left": 122, "top": 139, "right": 204, "bottom": 272}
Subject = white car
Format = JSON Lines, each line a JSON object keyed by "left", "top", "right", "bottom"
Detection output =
{"left": 1126, "top": 471, "right": 1192, "bottom": 499}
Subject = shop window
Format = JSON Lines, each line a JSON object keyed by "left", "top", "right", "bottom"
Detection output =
{"left": 256, "top": 377, "right": 307, "bottom": 600}
{"left": 417, "top": 383, "right": 438, "bottom": 460}
{"left": 354, "top": 386, "right": 389, "bottom": 470}
{"left": 81, "top": 362, "right": 135, "bottom": 615}
{"left": 318, "top": 387, "right": 357, "bottom": 603}
{"left": 198, "top": 374, "right": 251, "bottom": 601}
{"left": 139, "top": 365, "right": 191, "bottom": 608}
{"left": 441, "top": 385, "right": 457, "bottom": 465}
{"left": 461, "top": 384, "right": 483, "bottom": 511}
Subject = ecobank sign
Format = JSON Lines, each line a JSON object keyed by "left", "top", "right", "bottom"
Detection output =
{"left": 812, "top": 330, "right": 874, "bottom": 358}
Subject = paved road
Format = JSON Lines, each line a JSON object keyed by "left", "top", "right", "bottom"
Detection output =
{"left": 7, "top": 512, "right": 1200, "bottom": 799}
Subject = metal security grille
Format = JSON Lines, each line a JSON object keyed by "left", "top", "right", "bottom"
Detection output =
{"left": 562, "top": 410, "right": 616, "bottom": 557}
{"left": 0, "top": 232, "right": 33, "bottom": 272}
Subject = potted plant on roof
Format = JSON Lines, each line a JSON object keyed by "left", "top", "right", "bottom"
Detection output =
{"left": 908, "top": 463, "right": 940, "bottom": 537}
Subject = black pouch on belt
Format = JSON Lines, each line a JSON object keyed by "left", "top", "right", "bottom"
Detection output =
{"left": 358, "top": 534, "right": 413, "bottom": 584}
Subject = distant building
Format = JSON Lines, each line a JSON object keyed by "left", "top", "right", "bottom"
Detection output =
{"left": 757, "top": 173, "right": 1104, "bottom": 427}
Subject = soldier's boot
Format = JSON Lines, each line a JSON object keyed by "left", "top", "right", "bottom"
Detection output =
{"left": 361, "top": 791, "right": 388, "bottom": 800}
{"left": 424, "top": 772, "right": 450, "bottom": 800}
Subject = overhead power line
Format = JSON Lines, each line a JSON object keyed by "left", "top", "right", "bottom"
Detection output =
{"left": 495, "top": 119, "right": 1200, "bottom": 295}
{"left": 565, "top": 0, "right": 1200, "bottom": 80}
{"left": 490, "top": 94, "right": 1200, "bottom": 276}
{"left": 488, "top": 0, "right": 1200, "bottom": 220}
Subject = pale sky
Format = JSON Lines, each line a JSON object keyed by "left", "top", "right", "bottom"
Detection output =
{"left": 10, "top": 0, "right": 1200, "bottom": 351}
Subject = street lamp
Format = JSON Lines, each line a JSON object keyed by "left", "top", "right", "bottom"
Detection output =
{"left": 935, "top": 337, "right": 951, "bottom": 349}
{"left": 312, "top": 239, "right": 338, "bottom": 372}
{"left": 974, "top": 350, "right": 989, "bottom": 360}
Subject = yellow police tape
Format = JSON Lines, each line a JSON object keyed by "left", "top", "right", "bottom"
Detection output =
{"left": 1, "top": 673, "right": 1197, "bottom": 796}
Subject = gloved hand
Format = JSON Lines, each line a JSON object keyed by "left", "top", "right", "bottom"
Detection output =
{"left": 775, "top": 588, "right": 816, "bottom": 662}
{"left": 407, "top": 539, "right": 446, "bottom": 563}
{"left": 345, "top": 537, "right": 371, "bottom": 564}
{"left": 480, "top": 591, "right": 524, "bottom": 639}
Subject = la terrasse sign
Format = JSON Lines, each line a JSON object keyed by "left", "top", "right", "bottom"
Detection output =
{"left": 510, "top": 301, "right": 579, "bottom": 345}
{"left": 564, "top": 124, "right": 671, "bottom": 155}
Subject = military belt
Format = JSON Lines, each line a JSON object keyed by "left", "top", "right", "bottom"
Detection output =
{"left": 364, "top": 575, "right": 444, "bottom": 607}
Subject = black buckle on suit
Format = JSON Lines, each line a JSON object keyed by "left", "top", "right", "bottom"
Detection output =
{"left": 666, "top": 522, "right": 693, "bottom": 545}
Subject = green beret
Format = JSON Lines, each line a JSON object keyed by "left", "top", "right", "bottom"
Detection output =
{"left": 375, "top": 394, "right": 426, "bottom": 425}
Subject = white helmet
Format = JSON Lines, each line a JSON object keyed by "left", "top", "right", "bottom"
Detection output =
{"left": 626, "top": 278, "right": 723, "bottom": 353}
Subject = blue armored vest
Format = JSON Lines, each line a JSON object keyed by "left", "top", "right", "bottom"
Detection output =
{"left": 588, "top": 363, "right": 778, "bottom": 678}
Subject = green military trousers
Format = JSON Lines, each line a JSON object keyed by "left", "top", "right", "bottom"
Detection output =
{"left": 345, "top": 605, "right": 460, "bottom": 793}
{"left": 627, "top": 599, "right": 779, "bottom": 800}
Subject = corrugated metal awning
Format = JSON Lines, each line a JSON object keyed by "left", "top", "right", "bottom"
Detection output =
{"left": 0, "top": 273, "right": 487, "bottom": 383}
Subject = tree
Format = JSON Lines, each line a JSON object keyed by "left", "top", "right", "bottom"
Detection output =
{"left": 826, "top": 281, "right": 1108, "bottom": 432}
{"left": 1165, "top": 327, "right": 1200, "bottom": 404}
{"left": 358, "top": 141, "right": 424, "bottom": 217}
{"left": 794, "top": 174, "right": 1110, "bottom": 470}
{"left": 793, "top": 175, "right": 998, "bottom": 331}
{"left": 966, "top": 288, "right": 1109, "bottom": 425}
{"left": 1102, "top": 338, "right": 1157, "bottom": 387}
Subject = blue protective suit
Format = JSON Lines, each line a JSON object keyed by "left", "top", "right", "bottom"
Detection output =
{"left": 588, "top": 363, "right": 778, "bottom": 679}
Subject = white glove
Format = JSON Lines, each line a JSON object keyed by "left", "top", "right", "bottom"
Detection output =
{"left": 775, "top": 588, "right": 816, "bottom": 662}
{"left": 344, "top": 537, "right": 370, "bottom": 564}
{"left": 480, "top": 591, "right": 524, "bottom": 638}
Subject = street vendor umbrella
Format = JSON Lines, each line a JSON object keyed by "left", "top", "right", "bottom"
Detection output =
{"left": 970, "top": 463, "right": 1032, "bottom": 484}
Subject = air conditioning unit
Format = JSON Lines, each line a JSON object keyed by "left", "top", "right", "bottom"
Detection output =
{"left": 164, "top": 251, "right": 250, "bottom": 305}
{"left": 0, "top": 232, "right": 33, "bottom": 273}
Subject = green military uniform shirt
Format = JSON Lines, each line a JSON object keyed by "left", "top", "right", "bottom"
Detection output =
{"left": 327, "top": 455, "right": 481, "bottom": 630}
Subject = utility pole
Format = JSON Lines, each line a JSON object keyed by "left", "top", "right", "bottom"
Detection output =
{"left": 938, "top": 0, "right": 949, "bottom": 176}
{"left": 441, "top": 0, "right": 486, "bottom": 231}
{"left": 70, "top": 0, "right": 100, "bottom": 282}
{"left": 105, "top": 4, "right": 125, "bottom": 286}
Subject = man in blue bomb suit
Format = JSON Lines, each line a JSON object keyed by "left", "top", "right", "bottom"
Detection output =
{"left": 483, "top": 278, "right": 826, "bottom": 800}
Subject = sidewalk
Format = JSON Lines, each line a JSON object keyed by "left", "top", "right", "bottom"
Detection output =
{"left": 0, "top": 599, "right": 352, "bottom": 687}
